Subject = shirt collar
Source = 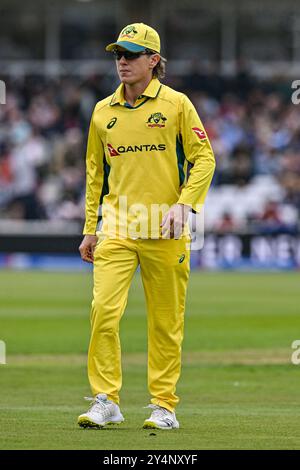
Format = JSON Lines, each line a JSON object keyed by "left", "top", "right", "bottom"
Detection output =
{"left": 110, "top": 78, "right": 161, "bottom": 106}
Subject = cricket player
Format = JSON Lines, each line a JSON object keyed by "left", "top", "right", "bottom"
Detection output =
{"left": 78, "top": 23, "right": 215, "bottom": 430}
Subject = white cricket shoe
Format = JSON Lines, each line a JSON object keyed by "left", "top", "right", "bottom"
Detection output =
{"left": 78, "top": 393, "right": 124, "bottom": 429}
{"left": 143, "top": 404, "right": 179, "bottom": 430}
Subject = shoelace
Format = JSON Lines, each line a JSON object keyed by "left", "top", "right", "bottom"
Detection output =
{"left": 84, "top": 396, "right": 112, "bottom": 418}
{"left": 144, "top": 404, "right": 171, "bottom": 420}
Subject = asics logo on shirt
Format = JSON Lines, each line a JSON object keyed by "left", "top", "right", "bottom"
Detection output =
{"left": 107, "top": 117, "right": 117, "bottom": 129}
{"left": 178, "top": 254, "right": 185, "bottom": 263}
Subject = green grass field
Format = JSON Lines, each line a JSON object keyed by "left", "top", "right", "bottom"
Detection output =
{"left": 0, "top": 270, "right": 300, "bottom": 450}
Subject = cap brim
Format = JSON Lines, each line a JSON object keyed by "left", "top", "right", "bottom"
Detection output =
{"left": 106, "top": 41, "right": 146, "bottom": 52}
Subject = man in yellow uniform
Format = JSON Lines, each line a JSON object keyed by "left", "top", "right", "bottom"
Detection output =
{"left": 78, "top": 23, "right": 215, "bottom": 430}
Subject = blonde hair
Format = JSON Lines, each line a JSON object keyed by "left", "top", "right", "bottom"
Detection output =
{"left": 153, "top": 55, "right": 167, "bottom": 80}
{"left": 146, "top": 49, "right": 167, "bottom": 79}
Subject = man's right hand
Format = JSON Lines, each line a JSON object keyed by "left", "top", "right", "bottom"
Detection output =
{"left": 79, "top": 235, "right": 98, "bottom": 263}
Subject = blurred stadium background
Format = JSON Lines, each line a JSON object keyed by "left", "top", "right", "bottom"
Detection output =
{"left": 1, "top": 0, "right": 300, "bottom": 270}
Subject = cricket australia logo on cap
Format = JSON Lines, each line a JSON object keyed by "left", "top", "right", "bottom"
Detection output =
{"left": 120, "top": 25, "right": 138, "bottom": 39}
{"left": 146, "top": 112, "right": 167, "bottom": 128}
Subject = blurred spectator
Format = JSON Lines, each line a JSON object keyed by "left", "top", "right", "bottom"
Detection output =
{"left": 0, "top": 67, "right": 299, "bottom": 232}
{"left": 214, "top": 212, "right": 238, "bottom": 233}
{"left": 250, "top": 200, "right": 298, "bottom": 234}
{"left": 255, "top": 200, "right": 284, "bottom": 233}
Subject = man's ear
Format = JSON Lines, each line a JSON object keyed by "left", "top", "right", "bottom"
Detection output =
{"left": 149, "top": 54, "right": 161, "bottom": 69}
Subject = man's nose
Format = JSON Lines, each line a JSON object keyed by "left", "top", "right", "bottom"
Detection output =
{"left": 119, "top": 55, "right": 128, "bottom": 65}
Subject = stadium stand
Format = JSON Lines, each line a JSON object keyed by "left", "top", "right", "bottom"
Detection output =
{"left": 0, "top": 69, "right": 299, "bottom": 234}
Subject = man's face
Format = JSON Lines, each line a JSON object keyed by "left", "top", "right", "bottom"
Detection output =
{"left": 115, "top": 49, "right": 160, "bottom": 85}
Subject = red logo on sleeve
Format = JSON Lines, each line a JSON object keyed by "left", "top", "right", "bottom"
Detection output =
{"left": 192, "top": 127, "right": 207, "bottom": 140}
{"left": 107, "top": 144, "right": 119, "bottom": 157}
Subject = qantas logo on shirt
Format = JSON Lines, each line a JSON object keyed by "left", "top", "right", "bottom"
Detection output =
{"left": 107, "top": 143, "right": 166, "bottom": 156}
{"left": 107, "top": 144, "right": 120, "bottom": 156}
{"left": 192, "top": 127, "right": 207, "bottom": 140}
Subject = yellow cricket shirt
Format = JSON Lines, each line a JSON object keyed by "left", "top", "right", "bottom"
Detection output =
{"left": 83, "top": 77, "right": 216, "bottom": 239}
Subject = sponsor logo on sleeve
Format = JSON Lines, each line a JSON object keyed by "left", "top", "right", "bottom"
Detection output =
{"left": 192, "top": 127, "right": 207, "bottom": 140}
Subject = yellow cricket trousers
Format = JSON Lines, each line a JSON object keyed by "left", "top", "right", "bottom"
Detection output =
{"left": 87, "top": 236, "right": 190, "bottom": 413}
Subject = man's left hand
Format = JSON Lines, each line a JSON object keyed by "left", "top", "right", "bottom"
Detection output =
{"left": 161, "top": 203, "right": 191, "bottom": 239}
